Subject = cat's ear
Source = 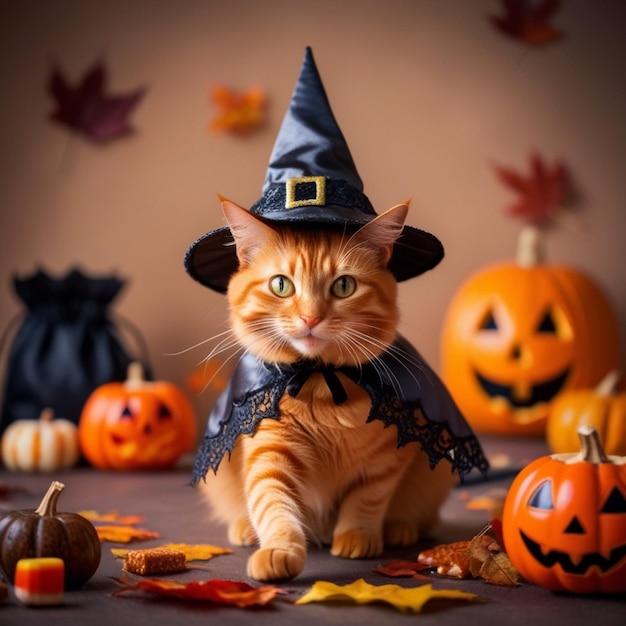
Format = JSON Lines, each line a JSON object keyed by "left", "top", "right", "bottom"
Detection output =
{"left": 221, "top": 198, "right": 275, "bottom": 264}
{"left": 354, "top": 202, "right": 409, "bottom": 265}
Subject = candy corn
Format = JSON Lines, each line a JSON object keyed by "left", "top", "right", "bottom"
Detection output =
{"left": 14, "top": 557, "right": 65, "bottom": 606}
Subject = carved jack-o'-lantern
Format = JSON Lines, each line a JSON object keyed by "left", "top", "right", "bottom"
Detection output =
{"left": 78, "top": 362, "right": 197, "bottom": 470}
{"left": 441, "top": 228, "right": 622, "bottom": 436}
{"left": 502, "top": 426, "right": 626, "bottom": 594}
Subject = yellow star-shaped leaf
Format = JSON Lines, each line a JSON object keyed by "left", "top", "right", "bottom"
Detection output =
{"left": 295, "top": 578, "right": 479, "bottom": 613}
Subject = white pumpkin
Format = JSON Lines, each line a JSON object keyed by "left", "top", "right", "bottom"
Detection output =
{"left": 1, "top": 408, "right": 80, "bottom": 471}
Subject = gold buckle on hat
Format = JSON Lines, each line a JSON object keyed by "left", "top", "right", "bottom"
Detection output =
{"left": 285, "top": 176, "right": 326, "bottom": 209}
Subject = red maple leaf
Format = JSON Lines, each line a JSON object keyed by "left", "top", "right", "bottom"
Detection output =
{"left": 489, "top": 0, "right": 563, "bottom": 46}
{"left": 372, "top": 560, "right": 432, "bottom": 581}
{"left": 492, "top": 153, "right": 570, "bottom": 225}
{"left": 48, "top": 61, "right": 146, "bottom": 143}
{"left": 113, "top": 577, "right": 287, "bottom": 607}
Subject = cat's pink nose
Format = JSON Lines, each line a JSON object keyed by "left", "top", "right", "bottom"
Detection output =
{"left": 300, "top": 316, "right": 321, "bottom": 329}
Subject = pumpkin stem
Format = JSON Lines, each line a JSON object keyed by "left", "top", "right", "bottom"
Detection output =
{"left": 39, "top": 407, "right": 55, "bottom": 422}
{"left": 516, "top": 225, "right": 544, "bottom": 267}
{"left": 595, "top": 370, "right": 621, "bottom": 397}
{"left": 35, "top": 480, "right": 65, "bottom": 517}
{"left": 125, "top": 361, "right": 146, "bottom": 390}
{"left": 577, "top": 425, "right": 609, "bottom": 464}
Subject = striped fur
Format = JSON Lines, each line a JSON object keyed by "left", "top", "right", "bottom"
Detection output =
{"left": 199, "top": 201, "right": 455, "bottom": 581}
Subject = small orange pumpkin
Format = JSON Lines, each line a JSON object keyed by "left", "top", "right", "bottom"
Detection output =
{"left": 1, "top": 408, "right": 80, "bottom": 472}
{"left": 441, "top": 227, "right": 622, "bottom": 436}
{"left": 502, "top": 425, "right": 626, "bottom": 594}
{"left": 547, "top": 370, "right": 626, "bottom": 456}
{"left": 78, "top": 362, "right": 197, "bottom": 470}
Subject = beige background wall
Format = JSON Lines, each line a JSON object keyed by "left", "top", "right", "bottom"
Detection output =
{"left": 1, "top": 0, "right": 624, "bottom": 421}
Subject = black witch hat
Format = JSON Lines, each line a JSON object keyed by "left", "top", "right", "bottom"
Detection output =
{"left": 185, "top": 47, "right": 444, "bottom": 294}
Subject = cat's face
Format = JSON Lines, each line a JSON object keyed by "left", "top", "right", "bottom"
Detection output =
{"left": 223, "top": 201, "right": 408, "bottom": 366}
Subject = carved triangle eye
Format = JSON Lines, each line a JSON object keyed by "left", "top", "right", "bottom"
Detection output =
{"left": 536, "top": 310, "right": 557, "bottom": 334}
{"left": 528, "top": 480, "right": 553, "bottom": 509}
{"left": 158, "top": 403, "right": 172, "bottom": 420}
{"left": 601, "top": 487, "right": 626, "bottom": 514}
{"left": 121, "top": 405, "right": 133, "bottom": 419}
{"left": 479, "top": 309, "right": 498, "bottom": 331}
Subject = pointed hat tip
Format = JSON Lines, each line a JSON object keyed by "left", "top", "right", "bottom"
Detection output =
{"left": 263, "top": 46, "right": 363, "bottom": 192}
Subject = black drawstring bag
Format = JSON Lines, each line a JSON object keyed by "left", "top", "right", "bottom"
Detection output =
{"left": 0, "top": 268, "right": 151, "bottom": 434}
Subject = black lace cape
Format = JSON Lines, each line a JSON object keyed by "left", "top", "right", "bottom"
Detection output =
{"left": 191, "top": 335, "right": 489, "bottom": 484}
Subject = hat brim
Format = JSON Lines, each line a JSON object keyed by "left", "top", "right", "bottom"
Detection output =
{"left": 184, "top": 219, "right": 444, "bottom": 294}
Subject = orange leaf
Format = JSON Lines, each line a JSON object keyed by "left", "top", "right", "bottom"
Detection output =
{"left": 417, "top": 541, "right": 471, "bottom": 578}
{"left": 79, "top": 510, "right": 146, "bottom": 525}
{"left": 208, "top": 85, "right": 267, "bottom": 135}
{"left": 464, "top": 488, "right": 507, "bottom": 518}
{"left": 113, "top": 576, "right": 287, "bottom": 607}
{"left": 417, "top": 524, "right": 519, "bottom": 586}
{"left": 95, "top": 524, "right": 160, "bottom": 543}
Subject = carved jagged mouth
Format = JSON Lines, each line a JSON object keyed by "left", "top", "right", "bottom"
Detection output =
{"left": 475, "top": 369, "right": 569, "bottom": 408}
{"left": 521, "top": 531, "right": 626, "bottom": 575}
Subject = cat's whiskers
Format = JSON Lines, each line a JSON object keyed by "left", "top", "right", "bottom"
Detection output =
{"left": 196, "top": 345, "right": 247, "bottom": 395}
{"left": 339, "top": 325, "right": 426, "bottom": 397}
{"left": 166, "top": 326, "right": 236, "bottom": 357}
{"left": 329, "top": 330, "right": 365, "bottom": 371}
{"left": 244, "top": 317, "right": 296, "bottom": 363}
{"left": 339, "top": 329, "right": 401, "bottom": 390}
{"left": 166, "top": 326, "right": 244, "bottom": 396}
{"left": 334, "top": 325, "right": 388, "bottom": 365}
{"left": 384, "top": 340, "right": 432, "bottom": 379}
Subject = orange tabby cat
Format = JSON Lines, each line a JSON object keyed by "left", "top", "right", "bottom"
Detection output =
{"left": 199, "top": 199, "right": 456, "bottom": 581}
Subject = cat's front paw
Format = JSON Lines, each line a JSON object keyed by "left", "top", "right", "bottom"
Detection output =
{"left": 247, "top": 547, "right": 306, "bottom": 581}
{"left": 228, "top": 518, "right": 257, "bottom": 546}
{"left": 331, "top": 529, "right": 383, "bottom": 559}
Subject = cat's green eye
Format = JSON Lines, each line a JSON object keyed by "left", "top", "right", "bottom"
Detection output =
{"left": 332, "top": 275, "right": 357, "bottom": 298}
{"left": 269, "top": 275, "right": 295, "bottom": 298}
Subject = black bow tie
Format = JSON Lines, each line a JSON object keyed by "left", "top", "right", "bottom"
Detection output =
{"left": 284, "top": 362, "right": 353, "bottom": 405}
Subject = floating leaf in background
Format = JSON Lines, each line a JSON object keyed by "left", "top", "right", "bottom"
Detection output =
{"left": 489, "top": 0, "right": 564, "bottom": 46}
{"left": 492, "top": 152, "right": 571, "bottom": 225}
{"left": 295, "top": 578, "right": 479, "bottom": 613}
{"left": 113, "top": 576, "right": 287, "bottom": 607}
{"left": 48, "top": 61, "right": 146, "bottom": 143}
{"left": 208, "top": 85, "right": 267, "bottom": 134}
